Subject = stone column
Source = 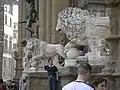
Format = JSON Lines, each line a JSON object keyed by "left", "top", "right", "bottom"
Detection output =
{"left": 51, "top": 0, "right": 69, "bottom": 43}
{"left": 0, "top": 2, "right": 4, "bottom": 78}
{"left": 18, "top": 0, "right": 26, "bottom": 56}
{"left": 46, "top": 0, "right": 52, "bottom": 43}
{"left": 14, "top": 0, "right": 25, "bottom": 82}
{"left": 39, "top": 0, "right": 46, "bottom": 41}
{"left": 102, "top": 1, "right": 120, "bottom": 73}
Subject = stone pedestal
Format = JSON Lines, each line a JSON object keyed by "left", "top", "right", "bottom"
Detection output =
{"left": 26, "top": 71, "right": 49, "bottom": 90}
{"left": 64, "top": 56, "right": 88, "bottom": 67}
{"left": 88, "top": 57, "right": 108, "bottom": 66}
{"left": 25, "top": 67, "right": 77, "bottom": 90}
{"left": 64, "top": 59, "right": 77, "bottom": 67}
{"left": 59, "top": 67, "right": 77, "bottom": 88}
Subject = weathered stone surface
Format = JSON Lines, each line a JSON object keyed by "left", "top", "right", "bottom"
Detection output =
{"left": 26, "top": 71, "right": 49, "bottom": 90}
{"left": 103, "top": 0, "right": 120, "bottom": 74}
{"left": 59, "top": 67, "right": 77, "bottom": 88}
{"left": 101, "top": 1, "right": 120, "bottom": 90}
{"left": 105, "top": 0, "right": 120, "bottom": 6}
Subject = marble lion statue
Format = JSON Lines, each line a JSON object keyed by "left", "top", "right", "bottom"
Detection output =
{"left": 21, "top": 34, "right": 66, "bottom": 71}
{"left": 56, "top": 7, "right": 91, "bottom": 58}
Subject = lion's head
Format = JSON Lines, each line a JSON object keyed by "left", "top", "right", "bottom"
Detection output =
{"left": 56, "top": 7, "right": 91, "bottom": 41}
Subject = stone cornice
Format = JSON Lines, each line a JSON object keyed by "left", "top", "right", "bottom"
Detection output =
{"left": 105, "top": 0, "right": 120, "bottom": 7}
{"left": 78, "top": 0, "right": 105, "bottom": 7}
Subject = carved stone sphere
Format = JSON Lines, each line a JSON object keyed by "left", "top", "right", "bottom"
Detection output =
{"left": 66, "top": 48, "right": 81, "bottom": 59}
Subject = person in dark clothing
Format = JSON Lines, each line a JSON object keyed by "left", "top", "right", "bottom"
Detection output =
{"left": 44, "top": 58, "right": 58, "bottom": 90}
{"left": 0, "top": 79, "right": 6, "bottom": 90}
{"left": 8, "top": 81, "right": 18, "bottom": 90}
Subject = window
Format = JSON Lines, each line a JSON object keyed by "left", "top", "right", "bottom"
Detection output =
{"left": 14, "top": 25, "right": 16, "bottom": 29}
{"left": 4, "top": 5, "right": 7, "bottom": 12}
{"left": 3, "top": 72, "right": 5, "bottom": 76}
{"left": 96, "top": 6, "right": 105, "bottom": 17}
{"left": 5, "top": 15, "right": 7, "bottom": 25}
{"left": 105, "top": 8, "right": 111, "bottom": 16}
{"left": 9, "top": 40, "right": 12, "bottom": 51}
{"left": 13, "top": 32, "right": 16, "bottom": 38}
{"left": 8, "top": 4, "right": 13, "bottom": 14}
{"left": 9, "top": 61, "right": 11, "bottom": 68}
{"left": 13, "top": 44, "right": 17, "bottom": 49}
{"left": 4, "top": 39, "right": 8, "bottom": 50}
{"left": 4, "top": 60, "right": 6, "bottom": 68}
{"left": 89, "top": 7, "right": 97, "bottom": 16}
{"left": 69, "top": 0, "right": 77, "bottom": 7}
{"left": 10, "top": 18, "right": 12, "bottom": 27}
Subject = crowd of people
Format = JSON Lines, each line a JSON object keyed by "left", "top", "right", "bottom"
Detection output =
{"left": 0, "top": 79, "right": 18, "bottom": 90}
{"left": 0, "top": 79, "right": 27, "bottom": 90}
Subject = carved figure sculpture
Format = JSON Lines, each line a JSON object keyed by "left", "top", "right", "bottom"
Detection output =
{"left": 19, "top": 0, "right": 37, "bottom": 36}
{"left": 22, "top": 51, "right": 32, "bottom": 72}
{"left": 25, "top": 0, "right": 37, "bottom": 33}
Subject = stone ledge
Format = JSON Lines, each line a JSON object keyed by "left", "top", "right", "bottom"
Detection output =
{"left": 92, "top": 73, "right": 120, "bottom": 77}
{"left": 59, "top": 66, "right": 104, "bottom": 76}
{"left": 26, "top": 71, "right": 48, "bottom": 79}
{"left": 59, "top": 67, "right": 78, "bottom": 76}
{"left": 106, "top": 36, "right": 120, "bottom": 41}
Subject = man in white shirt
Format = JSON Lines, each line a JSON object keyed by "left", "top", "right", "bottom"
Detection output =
{"left": 62, "top": 62, "right": 94, "bottom": 90}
